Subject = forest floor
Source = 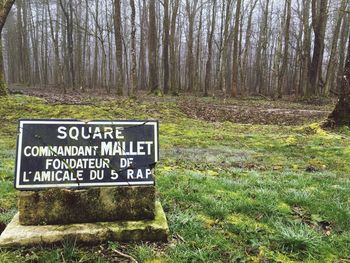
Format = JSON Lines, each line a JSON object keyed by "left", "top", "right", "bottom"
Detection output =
{"left": 10, "top": 84, "right": 333, "bottom": 125}
{"left": 1, "top": 90, "right": 350, "bottom": 262}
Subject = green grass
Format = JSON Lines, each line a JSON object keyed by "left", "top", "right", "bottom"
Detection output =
{"left": 0, "top": 95, "right": 350, "bottom": 262}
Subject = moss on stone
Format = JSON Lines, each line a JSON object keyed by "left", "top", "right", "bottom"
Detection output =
{"left": 18, "top": 186, "right": 155, "bottom": 225}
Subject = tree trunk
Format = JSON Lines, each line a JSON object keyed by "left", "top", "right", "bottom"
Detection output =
{"left": 59, "top": 0, "right": 75, "bottom": 89}
{"left": 277, "top": 0, "right": 291, "bottom": 98}
{"left": 231, "top": 0, "right": 242, "bottom": 97}
{"left": 326, "top": 31, "right": 350, "bottom": 127}
{"left": 309, "top": 0, "right": 328, "bottom": 96}
{"left": 0, "top": 0, "right": 15, "bottom": 96}
{"left": 163, "top": 0, "right": 169, "bottom": 94}
{"left": 324, "top": 0, "right": 347, "bottom": 96}
{"left": 114, "top": 0, "right": 124, "bottom": 95}
{"left": 300, "top": 0, "right": 311, "bottom": 97}
{"left": 169, "top": 0, "right": 180, "bottom": 94}
{"left": 16, "top": 0, "right": 24, "bottom": 83}
{"left": 194, "top": 0, "right": 203, "bottom": 92}
{"left": 185, "top": 0, "right": 198, "bottom": 92}
{"left": 204, "top": 0, "right": 216, "bottom": 97}
{"left": 273, "top": 19, "right": 283, "bottom": 99}
{"left": 148, "top": 0, "right": 159, "bottom": 93}
{"left": 255, "top": 0, "right": 270, "bottom": 95}
{"left": 129, "top": 0, "right": 136, "bottom": 96}
{"left": 47, "top": 0, "right": 60, "bottom": 86}
{"left": 137, "top": 0, "right": 147, "bottom": 90}
{"left": 218, "top": 0, "right": 230, "bottom": 95}
{"left": 92, "top": 0, "right": 99, "bottom": 89}
{"left": 242, "top": 0, "right": 258, "bottom": 94}
{"left": 336, "top": 13, "right": 350, "bottom": 91}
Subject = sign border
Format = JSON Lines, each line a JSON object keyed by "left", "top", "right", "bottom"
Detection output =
{"left": 15, "top": 119, "right": 159, "bottom": 190}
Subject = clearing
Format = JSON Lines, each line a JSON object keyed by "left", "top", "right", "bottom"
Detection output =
{"left": 0, "top": 93, "right": 350, "bottom": 262}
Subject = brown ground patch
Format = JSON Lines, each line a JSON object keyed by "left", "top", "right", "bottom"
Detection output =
{"left": 178, "top": 100, "right": 330, "bottom": 125}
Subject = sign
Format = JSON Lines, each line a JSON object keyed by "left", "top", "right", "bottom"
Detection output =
{"left": 15, "top": 120, "right": 159, "bottom": 190}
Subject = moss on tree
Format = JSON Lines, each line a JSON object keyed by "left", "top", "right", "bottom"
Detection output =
{"left": 0, "top": 71, "right": 8, "bottom": 96}
{"left": 0, "top": 1, "right": 15, "bottom": 97}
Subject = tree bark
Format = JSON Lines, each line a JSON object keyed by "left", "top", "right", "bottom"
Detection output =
{"left": 148, "top": 0, "right": 159, "bottom": 93}
{"left": 255, "top": 0, "right": 270, "bottom": 95}
{"left": 185, "top": 0, "right": 198, "bottom": 92}
{"left": 163, "top": 0, "right": 169, "bottom": 94}
{"left": 129, "top": 0, "right": 136, "bottom": 96}
{"left": 46, "top": 0, "right": 60, "bottom": 86}
{"left": 204, "top": 0, "right": 216, "bottom": 97}
{"left": 336, "top": 12, "right": 350, "bottom": 91}
{"left": 326, "top": 31, "right": 350, "bottom": 127}
{"left": 277, "top": 0, "right": 291, "bottom": 98}
{"left": 169, "top": 0, "right": 180, "bottom": 94}
{"left": 231, "top": 0, "right": 242, "bottom": 97}
{"left": 309, "top": 0, "right": 328, "bottom": 96}
{"left": 59, "top": 0, "right": 75, "bottom": 89}
{"left": 114, "top": 0, "right": 124, "bottom": 95}
{"left": 16, "top": 0, "right": 23, "bottom": 83}
{"left": 194, "top": 0, "right": 203, "bottom": 92}
{"left": 300, "top": 0, "right": 311, "bottom": 97}
{"left": 242, "top": 0, "right": 258, "bottom": 94}
{"left": 0, "top": 0, "right": 15, "bottom": 96}
{"left": 137, "top": 0, "right": 147, "bottom": 90}
{"left": 324, "top": 0, "right": 347, "bottom": 96}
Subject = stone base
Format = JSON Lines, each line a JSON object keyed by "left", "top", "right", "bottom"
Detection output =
{"left": 0, "top": 202, "right": 168, "bottom": 247}
{"left": 18, "top": 186, "right": 155, "bottom": 225}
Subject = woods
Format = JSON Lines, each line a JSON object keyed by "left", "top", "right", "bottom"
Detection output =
{"left": 0, "top": 0, "right": 349, "bottom": 98}
{"left": 3, "top": 1, "right": 350, "bottom": 261}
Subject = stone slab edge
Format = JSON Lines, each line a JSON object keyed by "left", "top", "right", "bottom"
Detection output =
{"left": 0, "top": 201, "right": 168, "bottom": 247}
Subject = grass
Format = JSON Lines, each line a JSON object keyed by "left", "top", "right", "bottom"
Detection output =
{"left": 0, "top": 94, "right": 350, "bottom": 262}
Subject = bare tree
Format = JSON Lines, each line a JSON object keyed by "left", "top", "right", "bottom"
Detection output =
{"left": 325, "top": 0, "right": 347, "bottom": 95}
{"left": 163, "top": 0, "right": 170, "bottom": 94}
{"left": 185, "top": 0, "right": 198, "bottom": 92}
{"left": 204, "top": 0, "right": 216, "bottom": 97}
{"left": 129, "top": 0, "right": 136, "bottom": 96}
{"left": 242, "top": 0, "right": 258, "bottom": 94}
{"left": 277, "top": 0, "right": 291, "bottom": 98}
{"left": 59, "top": 0, "right": 75, "bottom": 89}
{"left": 231, "top": 0, "right": 242, "bottom": 97}
{"left": 170, "top": 0, "right": 180, "bottom": 94}
{"left": 114, "top": 0, "right": 123, "bottom": 95}
{"left": 255, "top": 0, "right": 270, "bottom": 95}
{"left": 148, "top": 0, "right": 159, "bottom": 93}
{"left": 0, "top": 0, "right": 15, "bottom": 96}
{"left": 309, "top": 0, "right": 328, "bottom": 96}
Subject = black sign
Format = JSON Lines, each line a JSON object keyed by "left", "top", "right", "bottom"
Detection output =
{"left": 15, "top": 120, "right": 159, "bottom": 190}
